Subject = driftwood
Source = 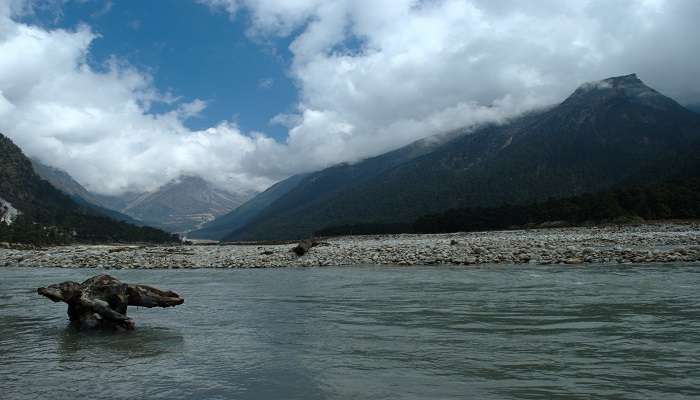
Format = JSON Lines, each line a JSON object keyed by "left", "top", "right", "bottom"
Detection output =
{"left": 291, "top": 239, "right": 319, "bottom": 256}
{"left": 290, "top": 240, "right": 331, "bottom": 256}
{"left": 38, "top": 274, "right": 184, "bottom": 330}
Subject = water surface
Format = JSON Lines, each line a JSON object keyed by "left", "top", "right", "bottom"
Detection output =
{"left": 2, "top": 264, "right": 700, "bottom": 399}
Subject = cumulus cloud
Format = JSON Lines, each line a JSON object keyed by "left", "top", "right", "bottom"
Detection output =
{"left": 1, "top": 0, "right": 700, "bottom": 196}
{"left": 203, "top": 0, "right": 700, "bottom": 174}
{"left": 0, "top": 4, "right": 270, "bottom": 194}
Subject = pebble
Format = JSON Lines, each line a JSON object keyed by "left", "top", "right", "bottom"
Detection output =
{"left": 1, "top": 223, "right": 699, "bottom": 269}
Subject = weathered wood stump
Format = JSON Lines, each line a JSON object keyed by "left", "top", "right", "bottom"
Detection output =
{"left": 38, "top": 274, "right": 184, "bottom": 330}
{"left": 291, "top": 239, "right": 319, "bottom": 256}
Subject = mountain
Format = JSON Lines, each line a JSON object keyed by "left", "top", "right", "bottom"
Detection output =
{"left": 187, "top": 173, "right": 307, "bottom": 240}
{"left": 217, "top": 74, "right": 700, "bottom": 241}
{"left": 31, "top": 159, "right": 140, "bottom": 225}
{"left": 0, "top": 134, "right": 178, "bottom": 244}
{"left": 189, "top": 128, "right": 465, "bottom": 240}
{"left": 93, "top": 191, "right": 146, "bottom": 212}
{"left": 109, "top": 176, "right": 255, "bottom": 233}
{"left": 32, "top": 162, "right": 258, "bottom": 234}
{"left": 688, "top": 103, "right": 700, "bottom": 114}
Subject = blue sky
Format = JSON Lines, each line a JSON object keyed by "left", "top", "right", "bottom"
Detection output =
{"left": 22, "top": 0, "right": 297, "bottom": 138}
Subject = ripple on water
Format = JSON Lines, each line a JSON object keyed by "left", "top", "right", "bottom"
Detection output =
{"left": 1, "top": 264, "right": 700, "bottom": 400}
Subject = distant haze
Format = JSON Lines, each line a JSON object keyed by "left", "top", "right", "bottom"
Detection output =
{"left": 0, "top": 0, "right": 699, "bottom": 194}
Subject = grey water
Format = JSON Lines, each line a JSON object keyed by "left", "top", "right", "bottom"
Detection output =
{"left": 2, "top": 265, "right": 700, "bottom": 400}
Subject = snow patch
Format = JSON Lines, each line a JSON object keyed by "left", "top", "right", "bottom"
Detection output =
{"left": 0, "top": 198, "right": 20, "bottom": 225}
{"left": 578, "top": 80, "right": 613, "bottom": 91}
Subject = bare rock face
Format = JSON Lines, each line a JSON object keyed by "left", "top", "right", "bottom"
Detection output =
{"left": 38, "top": 274, "right": 184, "bottom": 330}
{"left": 112, "top": 175, "right": 256, "bottom": 234}
{"left": 0, "top": 197, "right": 20, "bottom": 225}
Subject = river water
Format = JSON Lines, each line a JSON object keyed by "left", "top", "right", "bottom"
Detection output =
{"left": 1, "top": 265, "right": 700, "bottom": 399}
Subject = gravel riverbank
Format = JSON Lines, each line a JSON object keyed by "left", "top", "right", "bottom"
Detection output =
{"left": 1, "top": 223, "right": 699, "bottom": 269}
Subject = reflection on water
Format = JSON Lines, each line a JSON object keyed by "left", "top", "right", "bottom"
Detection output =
{"left": 1, "top": 265, "right": 700, "bottom": 399}
{"left": 56, "top": 326, "right": 184, "bottom": 358}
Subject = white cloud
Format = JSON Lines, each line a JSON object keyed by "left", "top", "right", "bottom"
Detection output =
{"left": 0, "top": 4, "right": 269, "bottom": 194}
{"left": 177, "top": 99, "right": 208, "bottom": 119}
{"left": 1, "top": 0, "right": 699, "bottom": 197}
{"left": 201, "top": 0, "right": 700, "bottom": 172}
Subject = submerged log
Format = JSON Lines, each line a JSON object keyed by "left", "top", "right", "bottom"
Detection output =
{"left": 38, "top": 274, "right": 184, "bottom": 330}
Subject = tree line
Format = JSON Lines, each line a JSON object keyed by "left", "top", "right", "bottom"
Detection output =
{"left": 315, "top": 178, "right": 700, "bottom": 237}
{"left": 0, "top": 213, "right": 179, "bottom": 245}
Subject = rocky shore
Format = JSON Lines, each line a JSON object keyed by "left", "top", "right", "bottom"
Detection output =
{"left": 1, "top": 223, "right": 699, "bottom": 269}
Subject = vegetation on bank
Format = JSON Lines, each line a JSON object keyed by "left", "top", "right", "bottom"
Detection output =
{"left": 0, "top": 214, "right": 179, "bottom": 245}
{"left": 315, "top": 178, "right": 700, "bottom": 237}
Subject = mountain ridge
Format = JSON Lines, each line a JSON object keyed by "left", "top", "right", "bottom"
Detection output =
{"left": 187, "top": 173, "right": 308, "bottom": 240}
{"left": 107, "top": 175, "right": 256, "bottom": 233}
{"left": 30, "top": 159, "right": 141, "bottom": 225}
{"left": 214, "top": 74, "right": 700, "bottom": 241}
{"left": 187, "top": 126, "right": 473, "bottom": 240}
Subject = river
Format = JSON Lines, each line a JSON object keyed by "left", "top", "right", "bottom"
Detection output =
{"left": 2, "top": 264, "right": 699, "bottom": 399}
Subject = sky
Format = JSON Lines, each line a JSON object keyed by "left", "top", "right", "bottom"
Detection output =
{"left": 0, "top": 0, "right": 699, "bottom": 195}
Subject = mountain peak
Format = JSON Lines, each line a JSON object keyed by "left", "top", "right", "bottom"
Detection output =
{"left": 166, "top": 175, "right": 209, "bottom": 188}
{"left": 575, "top": 73, "right": 649, "bottom": 93}
{"left": 601, "top": 73, "right": 642, "bottom": 87}
{"left": 563, "top": 73, "right": 673, "bottom": 109}
{"left": 117, "top": 174, "right": 256, "bottom": 233}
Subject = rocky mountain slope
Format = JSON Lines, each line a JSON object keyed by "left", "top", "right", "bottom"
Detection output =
{"left": 104, "top": 176, "right": 255, "bottom": 233}
{"left": 211, "top": 74, "right": 700, "bottom": 241}
{"left": 0, "top": 197, "right": 20, "bottom": 225}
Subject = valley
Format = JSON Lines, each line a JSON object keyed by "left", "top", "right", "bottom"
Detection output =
{"left": 3, "top": 75, "right": 700, "bottom": 246}
{"left": 3, "top": 4, "right": 700, "bottom": 400}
